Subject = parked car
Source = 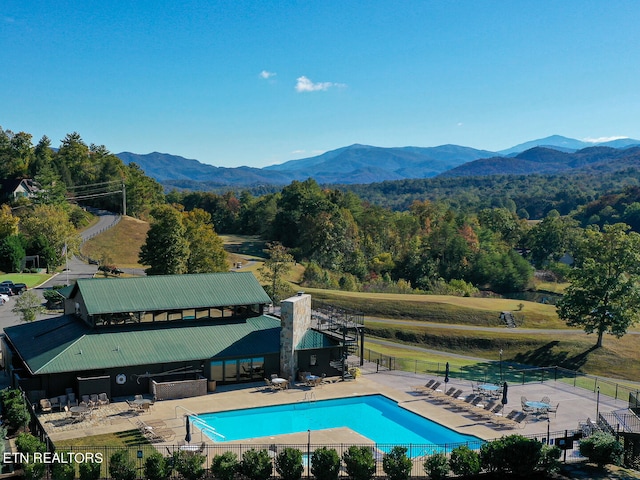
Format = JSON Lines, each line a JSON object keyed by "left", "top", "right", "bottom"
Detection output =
{"left": 11, "top": 283, "right": 27, "bottom": 294}
{"left": 0, "top": 286, "right": 12, "bottom": 296}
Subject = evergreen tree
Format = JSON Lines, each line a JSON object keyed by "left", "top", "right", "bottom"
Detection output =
{"left": 139, "top": 205, "right": 190, "bottom": 275}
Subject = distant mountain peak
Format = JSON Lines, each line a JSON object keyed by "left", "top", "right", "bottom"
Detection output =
{"left": 116, "top": 134, "right": 640, "bottom": 189}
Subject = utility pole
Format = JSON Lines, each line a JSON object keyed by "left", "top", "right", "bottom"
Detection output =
{"left": 122, "top": 182, "right": 127, "bottom": 216}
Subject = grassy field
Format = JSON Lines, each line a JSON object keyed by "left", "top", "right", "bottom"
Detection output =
{"left": 81, "top": 216, "right": 150, "bottom": 269}
{"left": 0, "top": 273, "right": 52, "bottom": 287}
{"left": 306, "top": 288, "right": 563, "bottom": 328}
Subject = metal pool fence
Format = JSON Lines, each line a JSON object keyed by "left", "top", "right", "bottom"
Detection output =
{"left": 360, "top": 347, "right": 640, "bottom": 404}
{"left": 46, "top": 430, "right": 584, "bottom": 479}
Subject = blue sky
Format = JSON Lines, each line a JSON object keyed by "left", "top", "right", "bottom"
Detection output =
{"left": 2, "top": 1, "right": 639, "bottom": 168}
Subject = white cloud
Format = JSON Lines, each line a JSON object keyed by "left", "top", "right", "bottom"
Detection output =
{"left": 259, "top": 70, "right": 276, "bottom": 79}
{"left": 582, "top": 136, "right": 628, "bottom": 143}
{"left": 295, "top": 76, "right": 345, "bottom": 92}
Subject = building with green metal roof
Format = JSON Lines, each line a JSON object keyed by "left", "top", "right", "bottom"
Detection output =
{"left": 2, "top": 273, "right": 343, "bottom": 402}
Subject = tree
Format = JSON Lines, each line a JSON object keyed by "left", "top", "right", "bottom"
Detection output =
{"left": 0, "top": 235, "right": 26, "bottom": 273}
{"left": 258, "top": 242, "right": 294, "bottom": 303}
{"left": 182, "top": 208, "right": 228, "bottom": 273}
{"left": 12, "top": 291, "right": 46, "bottom": 322}
{"left": 0, "top": 204, "right": 19, "bottom": 239}
{"left": 139, "top": 205, "right": 190, "bottom": 275}
{"left": 19, "top": 205, "right": 80, "bottom": 272}
{"left": 557, "top": 223, "right": 640, "bottom": 347}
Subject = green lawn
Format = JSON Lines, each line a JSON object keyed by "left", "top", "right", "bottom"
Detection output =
{"left": 0, "top": 273, "right": 52, "bottom": 288}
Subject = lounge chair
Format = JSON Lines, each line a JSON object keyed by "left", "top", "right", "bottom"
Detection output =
{"left": 490, "top": 404, "right": 504, "bottom": 417}
{"left": 39, "top": 398, "right": 52, "bottom": 413}
{"left": 491, "top": 409, "right": 519, "bottom": 427}
{"left": 474, "top": 400, "right": 496, "bottom": 415}
{"left": 423, "top": 381, "right": 442, "bottom": 397}
{"left": 411, "top": 379, "right": 436, "bottom": 394}
{"left": 98, "top": 393, "right": 110, "bottom": 406}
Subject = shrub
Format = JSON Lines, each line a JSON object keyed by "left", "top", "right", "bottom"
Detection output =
{"left": 108, "top": 450, "right": 137, "bottom": 480}
{"left": 275, "top": 447, "right": 304, "bottom": 480}
{"left": 15, "top": 433, "right": 46, "bottom": 455}
{"left": 579, "top": 431, "right": 624, "bottom": 467}
{"left": 1, "top": 388, "right": 29, "bottom": 433}
{"left": 78, "top": 460, "right": 102, "bottom": 480}
{"left": 382, "top": 446, "right": 412, "bottom": 480}
{"left": 23, "top": 462, "right": 47, "bottom": 480}
{"left": 210, "top": 451, "right": 239, "bottom": 480}
{"left": 480, "top": 435, "right": 543, "bottom": 476}
{"left": 480, "top": 439, "right": 504, "bottom": 473}
{"left": 50, "top": 461, "right": 75, "bottom": 480}
{"left": 342, "top": 445, "right": 375, "bottom": 480}
{"left": 240, "top": 449, "right": 272, "bottom": 480}
{"left": 423, "top": 453, "right": 449, "bottom": 480}
{"left": 173, "top": 451, "right": 206, "bottom": 480}
{"left": 449, "top": 445, "right": 480, "bottom": 476}
{"left": 144, "top": 452, "right": 172, "bottom": 480}
{"left": 539, "top": 444, "right": 562, "bottom": 474}
{"left": 310, "top": 447, "right": 340, "bottom": 480}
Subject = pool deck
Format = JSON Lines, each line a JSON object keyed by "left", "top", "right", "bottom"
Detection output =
{"left": 43, "top": 368, "right": 623, "bottom": 447}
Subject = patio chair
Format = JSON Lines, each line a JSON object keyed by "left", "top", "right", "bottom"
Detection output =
{"left": 541, "top": 396, "right": 551, "bottom": 404}
{"left": 90, "top": 394, "right": 99, "bottom": 405}
{"left": 58, "top": 394, "right": 68, "bottom": 408}
{"left": 134, "top": 394, "right": 144, "bottom": 401}
{"left": 49, "top": 397, "right": 61, "bottom": 411}
{"left": 98, "top": 393, "right": 110, "bottom": 406}
{"left": 81, "top": 394, "right": 91, "bottom": 404}
{"left": 547, "top": 403, "right": 559, "bottom": 418}
{"left": 39, "top": 398, "right": 52, "bottom": 413}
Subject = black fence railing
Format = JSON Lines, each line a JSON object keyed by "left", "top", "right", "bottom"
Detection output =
{"left": 42, "top": 430, "right": 584, "bottom": 480}
{"left": 360, "top": 347, "right": 640, "bottom": 403}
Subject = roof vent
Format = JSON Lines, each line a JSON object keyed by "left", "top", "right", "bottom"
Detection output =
{"left": 297, "top": 291, "right": 304, "bottom": 296}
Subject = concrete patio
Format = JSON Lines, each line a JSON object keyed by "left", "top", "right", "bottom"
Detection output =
{"left": 41, "top": 368, "right": 623, "bottom": 448}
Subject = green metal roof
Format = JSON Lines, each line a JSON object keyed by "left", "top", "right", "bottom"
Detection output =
{"left": 296, "top": 329, "right": 339, "bottom": 350}
{"left": 4, "top": 315, "right": 281, "bottom": 375}
{"left": 72, "top": 272, "right": 272, "bottom": 315}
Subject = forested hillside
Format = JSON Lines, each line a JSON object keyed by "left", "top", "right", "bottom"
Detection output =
{"left": 4, "top": 125, "right": 640, "bottom": 304}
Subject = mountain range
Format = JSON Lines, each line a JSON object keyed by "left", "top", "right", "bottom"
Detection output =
{"left": 116, "top": 135, "right": 640, "bottom": 189}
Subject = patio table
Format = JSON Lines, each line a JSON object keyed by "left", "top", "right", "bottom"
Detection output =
{"left": 525, "top": 401, "right": 551, "bottom": 413}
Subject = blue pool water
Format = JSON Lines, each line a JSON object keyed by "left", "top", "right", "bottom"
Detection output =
{"left": 193, "top": 394, "right": 481, "bottom": 448}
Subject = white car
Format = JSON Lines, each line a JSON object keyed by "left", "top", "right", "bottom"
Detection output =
{"left": 0, "top": 294, "right": 9, "bottom": 304}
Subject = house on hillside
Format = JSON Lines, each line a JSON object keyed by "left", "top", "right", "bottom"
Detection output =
{"left": 0, "top": 178, "right": 40, "bottom": 202}
{"left": 2, "top": 272, "right": 345, "bottom": 402}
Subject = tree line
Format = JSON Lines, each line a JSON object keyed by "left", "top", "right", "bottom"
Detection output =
{"left": 3, "top": 126, "right": 640, "bottom": 347}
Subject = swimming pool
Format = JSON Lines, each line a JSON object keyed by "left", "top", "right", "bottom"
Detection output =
{"left": 193, "top": 394, "right": 482, "bottom": 449}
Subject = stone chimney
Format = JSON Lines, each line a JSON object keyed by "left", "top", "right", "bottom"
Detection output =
{"left": 279, "top": 293, "right": 311, "bottom": 379}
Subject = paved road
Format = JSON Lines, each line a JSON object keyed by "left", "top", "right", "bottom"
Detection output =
{"left": 0, "top": 210, "right": 120, "bottom": 331}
